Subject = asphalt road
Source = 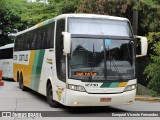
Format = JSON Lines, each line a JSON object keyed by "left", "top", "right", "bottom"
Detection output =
{"left": 0, "top": 80, "right": 160, "bottom": 120}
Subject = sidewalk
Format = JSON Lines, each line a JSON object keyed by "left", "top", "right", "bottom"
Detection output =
{"left": 136, "top": 95, "right": 160, "bottom": 102}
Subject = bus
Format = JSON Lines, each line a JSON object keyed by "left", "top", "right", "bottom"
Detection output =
{"left": 0, "top": 43, "right": 14, "bottom": 79}
{"left": 13, "top": 14, "right": 148, "bottom": 107}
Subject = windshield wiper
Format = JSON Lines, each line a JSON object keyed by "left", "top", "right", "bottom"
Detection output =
{"left": 109, "top": 57, "right": 124, "bottom": 81}
{"left": 106, "top": 44, "right": 123, "bottom": 81}
{"left": 88, "top": 43, "right": 96, "bottom": 81}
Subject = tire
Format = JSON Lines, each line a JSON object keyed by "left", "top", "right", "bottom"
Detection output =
{"left": 47, "top": 83, "right": 60, "bottom": 108}
{"left": 19, "top": 75, "right": 22, "bottom": 89}
{"left": 19, "top": 75, "right": 27, "bottom": 91}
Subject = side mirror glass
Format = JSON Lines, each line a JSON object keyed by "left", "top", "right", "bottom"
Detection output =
{"left": 62, "top": 32, "right": 71, "bottom": 55}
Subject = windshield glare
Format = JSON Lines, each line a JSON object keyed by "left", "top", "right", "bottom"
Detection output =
{"left": 69, "top": 38, "right": 135, "bottom": 81}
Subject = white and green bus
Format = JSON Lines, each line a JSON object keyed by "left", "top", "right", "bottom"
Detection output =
{"left": 13, "top": 14, "right": 148, "bottom": 107}
{"left": 0, "top": 43, "right": 14, "bottom": 79}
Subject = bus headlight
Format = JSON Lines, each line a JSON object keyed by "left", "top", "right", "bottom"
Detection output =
{"left": 66, "top": 84, "right": 86, "bottom": 92}
{"left": 124, "top": 84, "right": 136, "bottom": 92}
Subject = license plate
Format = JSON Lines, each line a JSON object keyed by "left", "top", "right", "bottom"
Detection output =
{"left": 100, "top": 98, "right": 111, "bottom": 102}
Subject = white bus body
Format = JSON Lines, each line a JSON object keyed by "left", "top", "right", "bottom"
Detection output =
{"left": 13, "top": 14, "right": 147, "bottom": 107}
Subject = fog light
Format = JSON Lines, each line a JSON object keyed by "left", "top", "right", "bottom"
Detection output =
{"left": 73, "top": 102, "right": 78, "bottom": 105}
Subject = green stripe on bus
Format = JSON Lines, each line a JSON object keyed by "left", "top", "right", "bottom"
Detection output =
{"left": 100, "top": 82, "right": 112, "bottom": 88}
{"left": 109, "top": 82, "right": 119, "bottom": 87}
{"left": 100, "top": 82, "right": 119, "bottom": 88}
{"left": 30, "top": 51, "right": 40, "bottom": 89}
{"left": 30, "top": 50, "right": 45, "bottom": 91}
{"left": 34, "top": 49, "right": 45, "bottom": 91}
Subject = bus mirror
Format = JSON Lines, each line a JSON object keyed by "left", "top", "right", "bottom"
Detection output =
{"left": 135, "top": 36, "right": 148, "bottom": 58}
{"left": 62, "top": 32, "right": 71, "bottom": 55}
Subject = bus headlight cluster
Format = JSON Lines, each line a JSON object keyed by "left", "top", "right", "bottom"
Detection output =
{"left": 124, "top": 84, "right": 136, "bottom": 92}
{"left": 66, "top": 84, "right": 86, "bottom": 92}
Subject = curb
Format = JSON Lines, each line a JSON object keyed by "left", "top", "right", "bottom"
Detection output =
{"left": 136, "top": 96, "right": 160, "bottom": 102}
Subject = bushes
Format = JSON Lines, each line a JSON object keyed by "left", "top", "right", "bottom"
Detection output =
{"left": 144, "top": 32, "right": 160, "bottom": 95}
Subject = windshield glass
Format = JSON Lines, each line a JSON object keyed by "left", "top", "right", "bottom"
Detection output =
{"left": 68, "top": 38, "right": 135, "bottom": 81}
{"left": 68, "top": 18, "right": 132, "bottom": 37}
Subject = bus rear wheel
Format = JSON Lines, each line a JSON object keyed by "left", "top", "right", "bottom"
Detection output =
{"left": 19, "top": 75, "right": 27, "bottom": 91}
{"left": 47, "top": 83, "right": 60, "bottom": 108}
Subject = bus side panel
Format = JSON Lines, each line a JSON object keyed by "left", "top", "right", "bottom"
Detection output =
{"left": 23, "top": 50, "right": 35, "bottom": 87}
{"left": 30, "top": 49, "right": 45, "bottom": 91}
{"left": 38, "top": 49, "right": 54, "bottom": 96}
{"left": 14, "top": 49, "right": 53, "bottom": 96}
{"left": 13, "top": 51, "right": 34, "bottom": 87}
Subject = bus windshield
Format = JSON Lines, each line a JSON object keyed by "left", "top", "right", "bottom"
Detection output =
{"left": 68, "top": 18, "right": 132, "bottom": 37}
{"left": 68, "top": 38, "right": 135, "bottom": 81}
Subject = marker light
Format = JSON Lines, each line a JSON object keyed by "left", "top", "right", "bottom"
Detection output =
{"left": 124, "top": 84, "right": 136, "bottom": 92}
{"left": 66, "top": 84, "right": 86, "bottom": 92}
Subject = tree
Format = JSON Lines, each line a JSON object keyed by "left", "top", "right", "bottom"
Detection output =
{"left": 0, "top": 0, "right": 79, "bottom": 45}
{"left": 77, "top": 0, "right": 132, "bottom": 17}
{"left": 144, "top": 32, "right": 160, "bottom": 95}
{"left": 133, "top": 0, "right": 160, "bottom": 35}
{"left": 134, "top": 0, "right": 160, "bottom": 92}
{"left": 0, "top": 0, "right": 24, "bottom": 45}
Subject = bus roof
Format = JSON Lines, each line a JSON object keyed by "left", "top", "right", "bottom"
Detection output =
{"left": 55, "top": 14, "right": 129, "bottom": 21}
{"left": 0, "top": 43, "right": 14, "bottom": 50}
{"left": 15, "top": 14, "right": 129, "bottom": 36}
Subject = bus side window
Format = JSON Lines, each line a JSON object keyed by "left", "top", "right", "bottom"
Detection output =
{"left": 56, "top": 19, "right": 66, "bottom": 82}
{"left": 31, "top": 31, "right": 37, "bottom": 50}
{"left": 46, "top": 23, "right": 55, "bottom": 48}
{"left": 24, "top": 33, "right": 29, "bottom": 50}
{"left": 50, "top": 23, "right": 55, "bottom": 48}
{"left": 14, "top": 37, "right": 19, "bottom": 51}
{"left": 41, "top": 27, "right": 46, "bottom": 49}
{"left": 19, "top": 35, "right": 24, "bottom": 51}
{"left": 36, "top": 28, "right": 42, "bottom": 49}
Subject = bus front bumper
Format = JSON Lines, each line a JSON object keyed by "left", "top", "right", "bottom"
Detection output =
{"left": 65, "top": 89, "right": 136, "bottom": 106}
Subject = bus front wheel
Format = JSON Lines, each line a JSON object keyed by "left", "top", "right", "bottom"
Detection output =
{"left": 47, "top": 83, "right": 60, "bottom": 108}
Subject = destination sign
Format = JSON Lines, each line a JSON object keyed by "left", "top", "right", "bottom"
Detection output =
{"left": 75, "top": 72, "right": 97, "bottom": 76}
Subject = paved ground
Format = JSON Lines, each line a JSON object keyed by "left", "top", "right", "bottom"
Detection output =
{"left": 0, "top": 80, "right": 160, "bottom": 120}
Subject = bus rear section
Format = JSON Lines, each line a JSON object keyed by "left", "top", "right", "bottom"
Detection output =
{"left": 0, "top": 43, "right": 14, "bottom": 79}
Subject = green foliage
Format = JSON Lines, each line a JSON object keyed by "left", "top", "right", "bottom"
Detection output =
{"left": 54, "top": 0, "right": 79, "bottom": 15}
{"left": 77, "top": 0, "right": 132, "bottom": 16}
{"left": 132, "top": 0, "right": 160, "bottom": 35}
{"left": 150, "top": 89, "right": 159, "bottom": 97}
{"left": 21, "top": 1, "right": 56, "bottom": 27}
{"left": 0, "top": 0, "right": 25, "bottom": 45}
{"left": 144, "top": 32, "right": 160, "bottom": 95}
{"left": 0, "top": 0, "right": 79, "bottom": 45}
